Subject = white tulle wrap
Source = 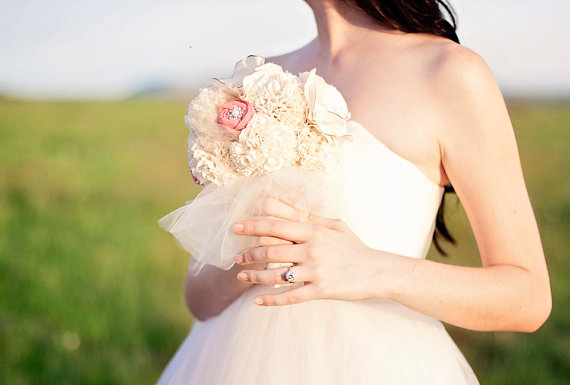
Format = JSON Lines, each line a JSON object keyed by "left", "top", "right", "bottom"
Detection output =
{"left": 157, "top": 165, "right": 348, "bottom": 278}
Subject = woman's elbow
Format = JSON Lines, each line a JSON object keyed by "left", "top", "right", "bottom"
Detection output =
{"left": 184, "top": 276, "right": 222, "bottom": 322}
{"left": 527, "top": 291, "right": 552, "bottom": 333}
{"left": 185, "top": 290, "right": 207, "bottom": 322}
{"left": 516, "top": 280, "right": 552, "bottom": 333}
{"left": 185, "top": 296, "right": 222, "bottom": 322}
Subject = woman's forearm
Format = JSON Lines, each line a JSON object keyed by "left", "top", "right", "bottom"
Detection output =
{"left": 371, "top": 251, "right": 552, "bottom": 332}
{"left": 185, "top": 261, "right": 267, "bottom": 322}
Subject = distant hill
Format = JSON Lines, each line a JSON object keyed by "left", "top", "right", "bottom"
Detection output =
{"left": 126, "top": 80, "right": 199, "bottom": 102}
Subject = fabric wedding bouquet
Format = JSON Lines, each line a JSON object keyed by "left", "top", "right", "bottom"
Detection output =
{"left": 158, "top": 55, "right": 353, "bottom": 278}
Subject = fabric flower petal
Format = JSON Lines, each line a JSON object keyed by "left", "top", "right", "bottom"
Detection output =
{"left": 242, "top": 62, "right": 286, "bottom": 91}
{"left": 302, "top": 69, "right": 351, "bottom": 139}
{"left": 211, "top": 55, "right": 266, "bottom": 88}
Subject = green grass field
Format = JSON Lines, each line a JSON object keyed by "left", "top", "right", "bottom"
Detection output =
{"left": 0, "top": 98, "right": 568, "bottom": 384}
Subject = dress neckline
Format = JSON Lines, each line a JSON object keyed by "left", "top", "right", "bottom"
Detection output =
{"left": 347, "top": 120, "right": 444, "bottom": 190}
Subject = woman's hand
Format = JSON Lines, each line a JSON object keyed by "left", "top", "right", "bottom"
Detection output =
{"left": 232, "top": 197, "right": 390, "bottom": 306}
{"left": 184, "top": 198, "right": 299, "bottom": 320}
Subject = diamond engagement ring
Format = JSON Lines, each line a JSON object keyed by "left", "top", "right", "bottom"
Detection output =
{"left": 284, "top": 266, "right": 296, "bottom": 283}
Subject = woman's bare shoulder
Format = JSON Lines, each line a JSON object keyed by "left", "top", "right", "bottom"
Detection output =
{"left": 412, "top": 38, "right": 508, "bottom": 139}
{"left": 391, "top": 36, "right": 510, "bottom": 186}
{"left": 262, "top": 52, "right": 299, "bottom": 73}
{"left": 421, "top": 39, "right": 500, "bottom": 104}
{"left": 263, "top": 52, "right": 288, "bottom": 65}
{"left": 263, "top": 39, "right": 316, "bottom": 70}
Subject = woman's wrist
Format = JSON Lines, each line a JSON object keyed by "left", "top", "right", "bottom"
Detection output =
{"left": 363, "top": 248, "right": 408, "bottom": 301}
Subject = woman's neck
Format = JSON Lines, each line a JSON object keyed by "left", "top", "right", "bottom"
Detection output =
{"left": 304, "top": 0, "right": 404, "bottom": 65}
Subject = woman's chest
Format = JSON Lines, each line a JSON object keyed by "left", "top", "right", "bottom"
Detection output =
{"left": 269, "top": 53, "right": 451, "bottom": 186}
{"left": 337, "top": 73, "right": 448, "bottom": 187}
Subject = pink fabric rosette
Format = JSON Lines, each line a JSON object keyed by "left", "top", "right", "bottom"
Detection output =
{"left": 218, "top": 100, "right": 256, "bottom": 134}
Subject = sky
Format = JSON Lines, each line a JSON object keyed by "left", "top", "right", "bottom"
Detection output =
{"left": 0, "top": 0, "right": 568, "bottom": 99}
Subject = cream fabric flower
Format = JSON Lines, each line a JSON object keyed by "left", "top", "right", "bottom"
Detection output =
{"left": 211, "top": 55, "right": 265, "bottom": 89}
{"left": 242, "top": 66, "right": 306, "bottom": 129}
{"left": 300, "top": 69, "right": 352, "bottom": 141}
{"left": 184, "top": 55, "right": 353, "bottom": 187}
{"left": 228, "top": 114, "right": 297, "bottom": 176}
{"left": 296, "top": 125, "right": 341, "bottom": 172}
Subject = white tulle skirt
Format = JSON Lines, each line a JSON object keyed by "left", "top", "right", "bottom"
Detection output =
{"left": 156, "top": 282, "right": 479, "bottom": 385}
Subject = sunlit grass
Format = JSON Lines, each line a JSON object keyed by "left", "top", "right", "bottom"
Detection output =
{"left": 0, "top": 99, "right": 568, "bottom": 384}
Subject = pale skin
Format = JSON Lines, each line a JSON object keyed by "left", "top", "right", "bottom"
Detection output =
{"left": 185, "top": 0, "right": 551, "bottom": 331}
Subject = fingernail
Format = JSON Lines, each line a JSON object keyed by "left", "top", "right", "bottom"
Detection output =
{"left": 254, "top": 297, "right": 263, "bottom": 305}
{"left": 237, "top": 272, "right": 247, "bottom": 281}
{"left": 233, "top": 223, "right": 244, "bottom": 232}
{"left": 235, "top": 254, "right": 243, "bottom": 263}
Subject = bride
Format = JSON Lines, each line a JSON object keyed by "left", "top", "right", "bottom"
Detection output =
{"left": 157, "top": 0, "right": 551, "bottom": 384}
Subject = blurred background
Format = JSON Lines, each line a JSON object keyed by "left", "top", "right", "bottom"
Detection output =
{"left": 0, "top": 0, "right": 568, "bottom": 384}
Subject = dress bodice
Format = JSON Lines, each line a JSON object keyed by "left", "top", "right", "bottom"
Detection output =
{"left": 338, "top": 120, "right": 445, "bottom": 260}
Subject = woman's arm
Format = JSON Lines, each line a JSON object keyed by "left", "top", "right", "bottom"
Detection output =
{"left": 232, "top": 46, "right": 551, "bottom": 332}
{"left": 184, "top": 261, "right": 266, "bottom": 322}
{"left": 376, "top": 253, "right": 551, "bottom": 332}
{"left": 185, "top": 198, "right": 299, "bottom": 321}
{"left": 366, "top": 46, "right": 552, "bottom": 332}
{"left": 353, "top": 46, "right": 551, "bottom": 332}
{"left": 395, "top": 46, "right": 552, "bottom": 331}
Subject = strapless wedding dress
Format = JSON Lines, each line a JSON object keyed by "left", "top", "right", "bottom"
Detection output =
{"left": 156, "top": 120, "right": 479, "bottom": 384}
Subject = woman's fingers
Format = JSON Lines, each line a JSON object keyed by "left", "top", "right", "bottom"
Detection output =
{"left": 235, "top": 243, "right": 307, "bottom": 265}
{"left": 235, "top": 214, "right": 350, "bottom": 245}
{"left": 305, "top": 215, "right": 351, "bottom": 232}
{"left": 237, "top": 264, "right": 311, "bottom": 286}
{"left": 258, "top": 194, "right": 351, "bottom": 232}
{"left": 237, "top": 197, "right": 298, "bottom": 251}
{"left": 234, "top": 219, "right": 316, "bottom": 244}
{"left": 253, "top": 284, "right": 316, "bottom": 306}
{"left": 252, "top": 196, "right": 305, "bottom": 222}
{"left": 253, "top": 236, "right": 293, "bottom": 247}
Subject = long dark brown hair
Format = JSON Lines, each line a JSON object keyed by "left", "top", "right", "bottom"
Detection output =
{"left": 341, "top": 0, "right": 459, "bottom": 255}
